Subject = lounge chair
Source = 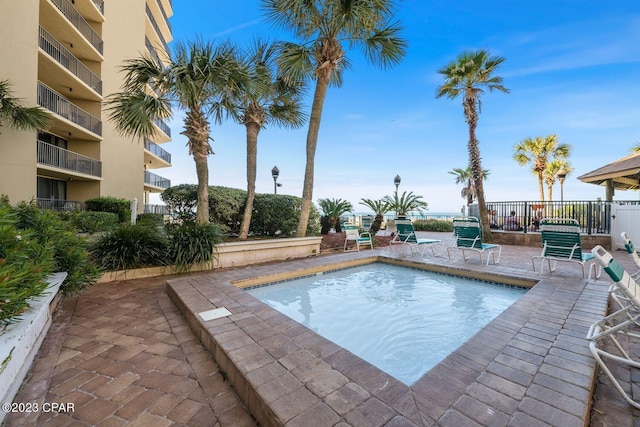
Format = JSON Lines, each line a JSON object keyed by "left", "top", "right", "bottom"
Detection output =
{"left": 587, "top": 245, "right": 640, "bottom": 409}
{"left": 343, "top": 224, "right": 373, "bottom": 251}
{"left": 361, "top": 215, "right": 373, "bottom": 233}
{"left": 389, "top": 218, "right": 441, "bottom": 256}
{"left": 532, "top": 218, "right": 599, "bottom": 280}
{"left": 447, "top": 217, "right": 501, "bottom": 265}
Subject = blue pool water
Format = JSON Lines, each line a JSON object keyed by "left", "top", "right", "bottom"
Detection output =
{"left": 246, "top": 263, "right": 527, "bottom": 385}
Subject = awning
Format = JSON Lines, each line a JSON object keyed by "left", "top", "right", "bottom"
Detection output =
{"left": 577, "top": 151, "right": 640, "bottom": 191}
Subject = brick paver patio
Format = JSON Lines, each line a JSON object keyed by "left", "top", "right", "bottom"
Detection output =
{"left": 5, "top": 232, "right": 640, "bottom": 426}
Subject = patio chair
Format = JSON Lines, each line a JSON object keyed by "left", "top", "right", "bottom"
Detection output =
{"left": 389, "top": 218, "right": 441, "bottom": 256}
{"left": 343, "top": 224, "right": 373, "bottom": 252}
{"left": 447, "top": 217, "right": 501, "bottom": 265}
{"left": 587, "top": 245, "right": 640, "bottom": 409}
{"left": 361, "top": 215, "right": 374, "bottom": 233}
{"left": 531, "top": 218, "right": 599, "bottom": 280}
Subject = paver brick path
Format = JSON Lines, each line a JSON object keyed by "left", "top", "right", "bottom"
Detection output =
{"left": 5, "top": 276, "right": 256, "bottom": 426}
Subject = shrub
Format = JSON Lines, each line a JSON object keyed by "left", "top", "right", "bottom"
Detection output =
{"left": 209, "top": 186, "right": 247, "bottom": 233}
{"left": 12, "top": 202, "right": 101, "bottom": 294}
{"left": 136, "top": 213, "right": 165, "bottom": 228}
{"left": 0, "top": 206, "right": 55, "bottom": 324}
{"left": 161, "top": 184, "right": 197, "bottom": 222}
{"left": 169, "top": 223, "right": 222, "bottom": 272}
{"left": 85, "top": 196, "right": 131, "bottom": 223}
{"left": 251, "top": 193, "right": 320, "bottom": 237}
{"left": 91, "top": 224, "right": 170, "bottom": 271}
{"left": 58, "top": 211, "right": 119, "bottom": 233}
{"left": 413, "top": 219, "right": 453, "bottom": 232}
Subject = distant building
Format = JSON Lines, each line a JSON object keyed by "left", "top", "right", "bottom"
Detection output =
{"left": 0, "top": 0, "right": 173, "bottom": 212}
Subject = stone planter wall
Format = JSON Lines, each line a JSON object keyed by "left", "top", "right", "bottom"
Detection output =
{"left": 0, "top": 273, "right": 67, "bottom": 424}
{"left": 98, "top": 237, "right": 322, "bottom": 282}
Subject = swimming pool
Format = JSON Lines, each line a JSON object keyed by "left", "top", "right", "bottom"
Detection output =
{"left": 246, "top": 262, "right": 527, "bottom": 385}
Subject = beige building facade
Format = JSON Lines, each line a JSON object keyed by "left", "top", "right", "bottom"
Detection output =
{"left": 0, "top": 0, "right": 173, "bottom": 212}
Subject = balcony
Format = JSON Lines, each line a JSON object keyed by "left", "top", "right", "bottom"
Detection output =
{"left": 37, "top": 82, "right": 102, "bottom": 138}
{"left": 144, "top": 170, "right": 171, "bottom": 191}
{"left": 144, "top": 138, "right": 171, "bottom": 167}
{"left": 39, "top": 26, "right": 102, "bottom": 96}
{"left": 146, "top": 4, "right": 169, "bottom": 54}
{"left": 37, "top": 140, "right": 102, "bottom": 178}
{"left": 144, "top": 204, "right": 169, "bottom": 215}
{"left": 36, "top": 198, "right": 84, "bottom": 211}
{"left": 48, "top": 0, "right": 104, "bottom": 55}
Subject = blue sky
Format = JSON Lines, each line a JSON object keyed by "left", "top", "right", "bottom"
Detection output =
{"left": 154, "top": 1, "right": 640, "bottom": 213}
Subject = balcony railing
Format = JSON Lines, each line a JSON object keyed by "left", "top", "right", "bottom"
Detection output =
{"left": 38, "top": 82, "right": 102, "bottom": 136}
{"left": 154, "top": 118, "right": 171, "bottom": 138}
{"left": 156, "top": 0, "right": 172, "bottom": 32}
{"left": 144, "top": 170, "right": 170, "bottom": 189}
{"left": 39, "top": 27, "right": 102, "bottom": 95}
{"left": 37, "top": 140, "right": 102, "bottom": 177}
{"left": 146, "top": 4, "right": 169, "bottom": 54}
{"left": 92, "top": 0, "right": 104, "bottom": 14}
{"left": 145, "top": 36, "right": 162, "bottom": 64}
{"left": 49, "top": 0, "right": 104, "bottom": 54}
{"left": 144, "top": 138, "right": 171, "bottom": 163}
{"left": 144, "top": 204, "right": 169, "bottom": 215}
{"left": 37, "top": 198, "right": 84, "bottom": 211}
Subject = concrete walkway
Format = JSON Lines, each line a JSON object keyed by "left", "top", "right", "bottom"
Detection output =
{"left": 4, "top": 232, "right": 640, "bottom": 426}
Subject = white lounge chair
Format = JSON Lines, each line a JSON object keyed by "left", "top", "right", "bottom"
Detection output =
{"left": 587, "top": 245, "right": 640, "bottom": 409}
{"left": 343, "top": 224, "right": 373, "bottom": 252}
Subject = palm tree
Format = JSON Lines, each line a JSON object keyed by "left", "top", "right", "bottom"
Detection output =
{"left": 631, "top": 141, "right": 640, "bottom": 153}
{"left": 262, "top": 0, "right": 407, "bottom": 236}
{"left": 236, "top": 40, "right": 307, "bottom": 240}
{"left": 105, "top": 40, "right": 248, "bottom": 224}
{"left": 0, "top": 79, "right": 51, "bottom": 133}
{"left": 513, "top": 134, "right": 571, "bottom": 202}
{"left": 383, "top": 191, "right": 428, "bottom": 218}
{"left": 360, "top": 198, "right": 392, "bottom": 235}
{"left": 436, "top": 50, "right": 509, "bottom": 242}
{"left": 543, "top": 159, "right": 573, "bottom": 202}
{"left": 448, "top": 166, "right": 490, "bottom": 207}
{"left": 318, "top": 198, "right": 353, "bottom": 234}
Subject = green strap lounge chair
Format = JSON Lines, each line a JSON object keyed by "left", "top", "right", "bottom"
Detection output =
{"left": 389, "top": 218, "right": 441, "bottom": 256}
{"left": 532, "top": 218, "right": 599, "bottom": 280}
{"left": 587, "top": 245, "right": 640, "bottom": 409}
{"left": 343, "top": 224, "right": 373, "bottom": 252}
{"left": 448, "top": 217, "right": 501, "bottom": 265}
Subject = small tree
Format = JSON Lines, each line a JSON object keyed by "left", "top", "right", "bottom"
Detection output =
{"left": 383, "top": 191, "right": 428, "bottom": 218}
{"left": 359, "top": 198, "right": 391, "bottom": 235}
{"left": 448, "top": 166, "right": 490, "bottom": 208}
{"left": 317, "top": 198, "right": 353, "bottom": 234}
{"left": 0, "top": 79, "right": 51, "bottom": 133}
{"left": 543, "top": 160, "right": 573, "bottom": 202}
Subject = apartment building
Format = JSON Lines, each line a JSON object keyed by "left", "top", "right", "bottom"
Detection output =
{"left": 0, "top": 0, "right": 173, "bottom": 213}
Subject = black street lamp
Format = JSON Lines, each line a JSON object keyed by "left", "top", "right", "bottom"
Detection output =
{"left": 394, "top": 175, "right": 401, "bottom": 193}
{"left": 557, "top": 167, "right": 567, "bottom": 216}
{"left": 271, "top": 166, "right": 281, "bottom": 194}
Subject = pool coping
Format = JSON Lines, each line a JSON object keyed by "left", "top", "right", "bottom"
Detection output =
{"left": 166, "top": 250, "right": 609, "bottom": 426}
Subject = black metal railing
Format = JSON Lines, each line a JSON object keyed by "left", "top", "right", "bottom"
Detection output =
{"left": 37, "top": 198, "right": 84, "bottom": 211}
{"left": 49, "top": 0, "right": 103, "bottom": 54}
{"left": 92, "top": 0, "right": 104, "bottom": 14}
{"left": 144, "top": 170, "right": 171, "bottom": 189}
{"left": 37, "top": 140, "right": 102, "bottom": 177}
{"left": 145, "top": 36, "right": 162, "bottom": 64}
{"left": 154, "top": 118, "right": 171, "bottom": 138}
{"left": 156, "top": 0, "right": 172, "bottom": 32}
{"left": 469, "top": 200, "right": 640, "bottom": 235}
{"left": 37, "top": 82, "right": 102, "bottom": 136}
{"left": 39, "top": 27, "right": 102, "bottom": 94}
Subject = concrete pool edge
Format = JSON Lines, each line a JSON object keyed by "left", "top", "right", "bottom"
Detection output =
{"left": 166, "top": 251, "right": 610, "bottom": 426}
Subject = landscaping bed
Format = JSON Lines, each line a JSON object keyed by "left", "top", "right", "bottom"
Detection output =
{"left": 320, "top": 232, "right": 393, "bottom": 253}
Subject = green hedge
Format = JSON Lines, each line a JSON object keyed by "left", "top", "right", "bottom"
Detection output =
{"left": 85, "top": 196, "right": 131, "bottom": 223}
{"left": 58, "top": 211, "right": 119, "bottom": 233}
{"left": 413, "top": 219, "right": 453, "bottom": 232}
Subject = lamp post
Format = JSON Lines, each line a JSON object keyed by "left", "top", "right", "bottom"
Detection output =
{"left": 271, "top": 166, "right": 280, "bottom": 194}
{"left": 557, "top": 167, "right": 567, "bottom": 216}
{"left": 394, "top": 175, "right": 401, "bottom": 193}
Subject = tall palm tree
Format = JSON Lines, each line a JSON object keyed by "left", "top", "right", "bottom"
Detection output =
{"left": 105, "top": 40, "right": 248, "bottom": 224}
{"left": 360, "top": 198, "right": 392, "bottom": 235}
{"left": 436, "top": 50, "right": 509, "bottom": 241}
{"left": 262, "top": 0, "right": 407, "bottom": 236}
{"left": 448, "top": 166, "right": 490, "bottom": 207}
{"left": 236, "top": 40, "right": 307, "bottom": 240}
{"left": 543, "top": 159, "right": 573, "bottom": 202}
{"left": 513, "top": 134, "right": 571, "bottom": 202}
{"left": 0, "top": 79, "right": 51, "bottom": 133}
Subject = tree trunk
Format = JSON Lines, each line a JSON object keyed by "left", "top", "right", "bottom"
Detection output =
{"left": 296, "top": 76, "right": 330, "bottom": 237}
{"left": 537, "top": 172, "right": 545, "bottom": 202}
{"left": 465, "top": 98, "right": 492, "bottom": 242}
{"left": 239, "top": 122, "right": 260, "bottom": 239}
{"left": 194, "top": 152, "right": 209, "bottom": 225}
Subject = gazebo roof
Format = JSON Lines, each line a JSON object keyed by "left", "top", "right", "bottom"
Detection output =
{"left": 577, "top": 151, "right": 640, "bottom": 190}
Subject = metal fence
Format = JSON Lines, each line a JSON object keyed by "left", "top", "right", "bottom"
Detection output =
{"left": 37, "top": 198, "right": 84, "bottom": 211}
{"left": 468, "top": 200, "right": 640, "bottom": 235}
